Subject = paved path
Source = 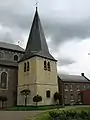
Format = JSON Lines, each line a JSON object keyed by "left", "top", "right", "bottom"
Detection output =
{"left": 0, "top": 111, "right": 43, "bottom": 120}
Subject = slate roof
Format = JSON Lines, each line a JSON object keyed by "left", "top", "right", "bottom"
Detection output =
{"left": 0, "top": 59, "right": 18, "bottom": 67}
{"left": 58, "top": 74, "right": 90, "bottom": 83}
{"left": 19, "top": 8, "right": 56, "bottom": 62}
{"left": 0, "top": 41, "right": 24, "bottom": 52}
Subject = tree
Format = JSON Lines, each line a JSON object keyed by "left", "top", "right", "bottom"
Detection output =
{"left": 0, "top": 96, "right": 7, "bottom": 108}
{"left": 20, "top": 89, "right": 30, "bottom": 106}
{"left": 33, "top": 95, "right": 42, "bottom": 106}
{"left": 54, "top": 92, "right": 61, "bottom": 105}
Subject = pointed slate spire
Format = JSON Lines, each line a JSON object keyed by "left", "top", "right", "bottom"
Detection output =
{"left": 20, "top": 9, "right": 56, "bottom": 62}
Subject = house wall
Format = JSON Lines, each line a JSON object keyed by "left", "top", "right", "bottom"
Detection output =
{"left": 58, "top": 78, "right": 90, "bottom": 105}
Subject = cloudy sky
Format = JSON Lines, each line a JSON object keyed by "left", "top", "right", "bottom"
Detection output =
{"left": 1, "top": 0, "right": 90, "bottom": 77}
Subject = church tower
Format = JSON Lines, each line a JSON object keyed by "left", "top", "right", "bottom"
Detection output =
{"left": 17, "top": 8, "right": 58, "bottom": 105}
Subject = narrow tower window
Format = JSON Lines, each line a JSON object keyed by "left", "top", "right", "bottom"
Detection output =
{"left": 44, "top": 61, "right": 47, "bottom": 70}
{"left": 47, "top": 62, "right": 50, "bottom": 71}
{"left": 24, "top": 62, "right": 26, "bottom": 72}
{"left": 27, "top": 62, "right": 29, "bottom": 71}
{"left": 46, "top": 90, "right": 50, "bottom": 98}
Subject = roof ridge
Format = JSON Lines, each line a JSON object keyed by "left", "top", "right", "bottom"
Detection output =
{"left": 58, "top": 74, "right": 90, "bottom": 82}
{"left": 0, "top": 41, "right": 24, "bottom": 52}
{"left": 59, "top": 74, "right": 82, "bottom": 76}
{"left": 0, "top": 41, "right": 23, "bottom": 47}
{"left": 0, "top": 41, "right": 15, "bottom": 45}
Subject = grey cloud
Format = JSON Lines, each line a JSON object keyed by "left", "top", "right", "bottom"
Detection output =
{"left": 0, "top": 0, "right": 90, "bottom": 51}
{"left": 58, "top": 71, "right": 69, "bottom": 75}
{"left": 58, "top": 57, "right": 76, "bottom": 66}
{"left": 0, "top": 24, "right": 26, "bottom": 44}
{"left": 1, "top": 8, "right": 90, "bottom": 50}
{"left": 0, "top": 32, "right": 13, "bottom": 43}
{"left": 0, "top": 9, "right": 31, "bottom": 29}
{"left": 43, "top": 18, "right": 90, "bottom": 47}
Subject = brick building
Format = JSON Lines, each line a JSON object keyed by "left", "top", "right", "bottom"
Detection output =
{"left": 58, "top": 73, "right": 90, "bottom": 105}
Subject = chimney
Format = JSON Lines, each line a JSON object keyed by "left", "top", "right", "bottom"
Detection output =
{"left": 81, "top": 73, "right": 84, "bottom": 76}
{"left": 81, "top": 73, "right": 90, "bottom": 81}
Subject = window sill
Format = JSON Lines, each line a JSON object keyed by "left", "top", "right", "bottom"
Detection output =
{"left": 77, "top": 89, "right": 80, "bottom": 91}
{"left": 70, "top": 89, "right": 73, "bottom": 92}
{"left": 0, "top": 88, "right": 8, "bottom": 90}
{"left": 70, "top": 99, "right": 74, "bottom": 101}
{"left": 64, "top": 89, "right": 68, "bottom": 91}
{"left": 44, "top": 68, "right": 47, "bottom": 70}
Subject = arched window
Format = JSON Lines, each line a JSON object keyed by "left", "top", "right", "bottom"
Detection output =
{"left": 47, "top": 62, "right": 50, "bottom": 71}
{"left": 14, "top": 55, "right": 18, "bottom": 61}
{"left": 0, "top": 52, "right": 3, "bottom": 58}
{"left": 24, "top": 62, "right": 26, "bottom": 72}
{"left": 27, "top": 62, "right": 29, "bottom": 71}
{"left": 44, "top": 61, "right": 47, "bottom": 70}
{"left": 1, "top": 72, "right": 7, "bottom": 89}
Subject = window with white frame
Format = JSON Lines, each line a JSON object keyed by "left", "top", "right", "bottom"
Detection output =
{"left": 64, "top": 84, "right": 68, "bottom": 91}
{"left": 83, "top": 85, "right": 86, "bottom": 89}
{"left": 70, "top": 94, "right": 74, "bottom": 101}
{"left": 70, "top": 84, "right": 73, "bottom": 88}
{"left": 70, "top": 84, "right": 73, "bottom": 91}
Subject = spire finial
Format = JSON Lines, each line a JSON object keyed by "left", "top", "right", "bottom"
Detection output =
{"left": 35, "top": 0, "right": 39, "bottom": 10}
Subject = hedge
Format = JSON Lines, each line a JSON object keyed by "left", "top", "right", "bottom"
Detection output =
{"left": 49, "top": 110, "right": 90, "bottom": 120}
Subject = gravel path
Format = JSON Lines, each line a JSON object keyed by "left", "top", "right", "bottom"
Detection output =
{"left": 0, "top": 111, "right": 43, "bottom": 120}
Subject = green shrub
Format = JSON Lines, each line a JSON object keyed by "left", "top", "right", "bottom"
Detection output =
{"left": 33, "top": 95, "right": 42, "bottom": 106}
{"left": 20, "top": 89, "right": 30, "bottom": 106}
{"left": 49, "top": 110, "right": 90, "bottom": 120}
{"left": 0, "top": 96, "right": 7, "bottom": 108}
{"left": 49, "top": 111, "right": 59, "bottom": 118}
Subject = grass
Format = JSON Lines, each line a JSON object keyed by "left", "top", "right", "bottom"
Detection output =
{"left": 28, "top": 112, "right": 50, "bottom": 120}
{"left": 28, "top": 106, "right": 90, "bottom": 120}
{"left": 71, "top": 107, "right": 90, "bottom": 112}
{"left": 5, "top": 105, "right": 64, "bottom": 111}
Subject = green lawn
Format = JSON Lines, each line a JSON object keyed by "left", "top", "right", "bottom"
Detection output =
{"left": 28, "top": 106, "right": 90, "bottom": 120}
{"left": 6, "top": 105, "right": 64, "bottom": 111}
{"left": 71, "top": 107, "right": 90, "bottom": 112}
{"left": 27, "top": 112, "right": 50, "bottom": 120}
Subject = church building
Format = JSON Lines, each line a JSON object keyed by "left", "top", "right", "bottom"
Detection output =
{"left": 0, "top": 8, "right": 90, "bottom": 107}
